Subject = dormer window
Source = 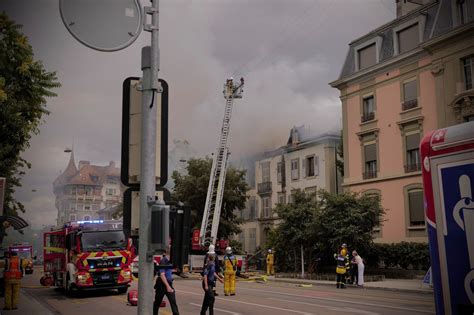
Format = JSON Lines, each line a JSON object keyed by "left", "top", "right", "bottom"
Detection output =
{"left": 458, "top": 0, "right": 467, "bottom": 25}
{"left": 354, "top": 36, "right": 382, "bottom": 71}
{"left": 393, "top": 15, "right": 426, "bottom": 56}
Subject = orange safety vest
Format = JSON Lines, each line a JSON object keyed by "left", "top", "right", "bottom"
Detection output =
{"left": 4, "top": 256, "right": 22, "bottom": 280}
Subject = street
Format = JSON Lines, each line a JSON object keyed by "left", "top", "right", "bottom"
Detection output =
{"left": 4, "top": 267, "right": 435, "bottom": 315}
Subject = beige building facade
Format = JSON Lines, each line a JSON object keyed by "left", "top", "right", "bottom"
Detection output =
{"left": 237, "top": 127, "right": 341, "bottom": 253}
{"left": 330, "top": 0, "right": 474, "bottom": 243}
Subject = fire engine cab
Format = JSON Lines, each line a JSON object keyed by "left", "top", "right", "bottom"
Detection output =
{"left": 40, "top": 220, "right": 134, "bottom": 294}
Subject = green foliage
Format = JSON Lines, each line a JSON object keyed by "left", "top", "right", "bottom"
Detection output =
{"left": 372, "top": 242, "right": 430, "bottom": 270}
{"left": 0, "top": 13, "right": 60, "bottom": 215}
{"left": 268, "top": 189, "right": 385, "bottom": 272}
{"left": 229, "top": 239, "right": 244, "bottom": 255}
{"left": 171, "top": 157, "right": 248, "bottom": 239}
{"left": 336, "top": 129, "right": 344, "bottom": 177}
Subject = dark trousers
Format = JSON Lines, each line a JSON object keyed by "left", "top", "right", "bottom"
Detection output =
{"left": 200, "top": 281, "right": 215, "bottom": 315}
{"left": 350, "top": 266, "right": 358, "bottom": 285}
{"left": 336, "top": 273, "right": 346, "bottom": 288}
{"left": 153, "top": 281, "right": 180, "bottom": 315}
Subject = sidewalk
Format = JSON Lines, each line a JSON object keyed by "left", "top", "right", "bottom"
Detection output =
{"left": 268, "top": 277, "right": 434, "bottom": 294}
{"left": 0, "top": 289, "right": 54, "bottom": 315}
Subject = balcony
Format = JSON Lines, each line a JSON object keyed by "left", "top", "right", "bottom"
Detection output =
{"left": 362, "top": 170, "right": 377, "bottom": 180}
{"left": 402, "top": 99, "right": 418, "bottom": 111}
{"left": 257, "top": 181, "right": 272, "bottom": 194}
{"left": 404, "top": 163, "right": 421, "bottom": 173}
{"left": 361, "top": 112, "right": 375, "bottom": 123}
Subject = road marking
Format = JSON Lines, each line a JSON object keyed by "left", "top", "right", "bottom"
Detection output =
{"left": 176, "top": 289, "right": 312, "bottom": 314}
{"left": 238, "top": 287, "right": 434, "bottom": 314}
{"left": 189, "top": 302, "right": 241, "bottom": 314}
{"left": 268, "top": 298, "right": 380, "bottom": 315}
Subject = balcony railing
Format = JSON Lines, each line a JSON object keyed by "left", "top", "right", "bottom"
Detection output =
{"left": 362, "top": 170, "right": 377, "bottom": 180}
{"left": 361, "top": 112, "right": 375, "bottom": 123}
{"left": 257, "top": 181, "right": 272, "bottom": 194}
{"left": 402, "top": 99, "right": 418, "bottom": 111}
{"left": 404, "top": 163, "right": 421, "bottom": 173}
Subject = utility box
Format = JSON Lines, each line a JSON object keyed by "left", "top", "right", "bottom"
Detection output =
{"left": 420, "top": 121, "right": 474, "bottom": 315}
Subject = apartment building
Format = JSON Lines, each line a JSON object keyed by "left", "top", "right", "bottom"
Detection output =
{"left": 330, "top": 0, "right": 474, "bottom": 243}
{"left": 237, "top": 127, "right": 341, "bottom": 253}
{"left": 53, "top": 151, "right": 123, "bottom": 226}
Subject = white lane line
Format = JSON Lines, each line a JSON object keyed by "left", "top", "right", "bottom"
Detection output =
{"left": 268, "top": 298, "right": 380, "bottom": 315}
{"left": 176, "top": 290, "right": 312, "bottom": 315}
{"left": 189, "top": 302, "right": 242, "bottom": 315}
{"left": 239, "top": 287, "right": 434, "bottom": 314}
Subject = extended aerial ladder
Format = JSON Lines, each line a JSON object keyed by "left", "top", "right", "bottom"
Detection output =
{"left": 199, "top": 77, "right": 244, "bottom": 247}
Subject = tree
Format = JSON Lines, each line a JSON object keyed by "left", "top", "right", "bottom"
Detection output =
{"left": 268, "top": 189, "right": 384, "bottom": 272}
{"left": 336, "top": 129, "right": 344, "bottom": 177}
{"left": 171, "top": 157, "right": 248, "bottom": 239}
{"left": 0, "top": 13, "right": 60, "bottom": 215}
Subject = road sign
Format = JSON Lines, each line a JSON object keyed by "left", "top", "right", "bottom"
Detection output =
{"left": 121, "top": 77, "right": 168, "bottom": 188}
{"left": 59, "top": 0, "right": 142, "bottom": 51}
{"left": 421, "top": 121, "right": 474, "bottom": 315}
{"left": 122, "top": 187, "right": 170, "bottom": 237}
{"left": 0, "top": 178, "right": 5, "bottom": 215}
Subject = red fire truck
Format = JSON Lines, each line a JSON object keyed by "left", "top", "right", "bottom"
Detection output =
{"left": 40, "top": 220, "right": 134, "bottom": 294}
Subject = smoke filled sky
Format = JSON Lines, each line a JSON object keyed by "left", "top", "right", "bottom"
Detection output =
{"left": 2, "top": 0, "right": 395, "bottom": 227}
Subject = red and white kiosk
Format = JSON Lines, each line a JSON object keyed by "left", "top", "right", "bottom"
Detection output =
{"left": 421, "top": 121, "right": 474, "bottom": 315}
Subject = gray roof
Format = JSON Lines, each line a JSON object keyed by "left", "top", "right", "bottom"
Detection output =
{"left": 336, "top": 0, "right": 460, "bottom": 82}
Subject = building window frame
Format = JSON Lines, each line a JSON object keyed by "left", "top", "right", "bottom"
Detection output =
{"left": 358, "top": 131, "right": 379, "bottom": 180}
{"left": 403, "top": 184, "right": 426, "bottom": 232}
{"left": 69, "top": 214, "right": 76, "bottom": 222}
{"left": 393, "top": 15, "right": 426, "bottom": 56}
{"left": 462, "top": 54, "right": 474, "bottom": 91}
{"left": 277, "top": 192, "right": 286, "bottom": 205}
{"left": 84, "top": 215, "right": 91, "bottom": 221}
{"left": 361, "top": 94, "right": 376, "bottom": 123}
{"left": 354, "top": 36, "right": 383, "bottom": 71}
{"left": 401, "top": 77, "right": 419, "bottom": 111}
{"left": 277, "top": 162, "right": 283, "bottom": 184}
{"left": 262, "top": 197, "right": 271, "bottom": 218}
{"left": 399, "top": 121, "right": 423, "bottom": 174}
{"left": 362, "top": 189, "right": 382, "bottom": 237}
{"left": 261, "top": 161, "right": 271, "bottom": 183}
{"left": 304, "top": 155, "right": 316, "bottom": 178}
{"left": 291, "top": 158, "right": 300, "bottom": 181}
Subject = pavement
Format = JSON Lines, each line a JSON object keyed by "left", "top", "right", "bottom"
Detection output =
{"left": 0, "top": 289, "right": 55, "bottom": 315}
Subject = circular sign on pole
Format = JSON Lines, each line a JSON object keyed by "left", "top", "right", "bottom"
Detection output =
{"left": 59, "top": 0, "right": 143, "bottom": 52}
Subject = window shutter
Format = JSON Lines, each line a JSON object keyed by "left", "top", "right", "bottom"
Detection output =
{"left": 315, "top": 156, "right": 319, "bottom": 176}
{"left": 406, "top": 133, "right": 420, "bottom": 151}
{"left": 409, "top": 190, "right": 424, "bottom": 223}
{"left": 398, "top": 24, "right": 419, "bottom": 54}
{"left": 403, "top": 80, "right": 417, "bottom": 101}
{"left": 364, "top": 144, "right": 377, "bottom": 162}
{"left": 359, "top": 44, "right": 376, "bottom": 69}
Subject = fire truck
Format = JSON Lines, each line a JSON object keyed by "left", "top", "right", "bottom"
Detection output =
{"left": 40, "top": 220, "right": 134, "bottom": 294}
{"left": 9, "top": 244, "right": 34, "bottom": 275}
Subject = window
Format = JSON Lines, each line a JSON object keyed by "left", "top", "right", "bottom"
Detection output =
{"left": 291, "top": 159, "right": 299, "bottom": 180}
{"left": 69, "top": 186, "right": 76, "bottom": 195}
{"left": 408, "top": 189, "right": 424, "bottom": 226}
{"left": 405, "top": 133, "right": 421, "bottom": 172}
{"left": 238, "top": 233, "right": 245, "bottom": 251}
{"left": 249, "top": 197, "right": 257, "bottom": 219}
{"left": 397, "top": 23, "right": 419, "bottom": 54}
{"left": 305, "top": 186, "right": 317, "bottom": 201}
{"left": 84, "top": 203, "right": 91, "bottom": 211}
{"left": 248, "top": 228, "right": 257, "bottom": 254}
{"left": 277, "top": 162, "right": 283, "bottom": 183}
{"left": 358, "top": 44, "right": 376, "bottom": 70}
{"left": 277, "top": 193, "right": 286, "bottom": 204}
{"left": 262, "top": 197, "right": 271, "bottom": 218}
{"left": 106, "top": 188, "right": 116, "bottom": 196}
{"left": 84, "top": 215, "right": 91, "bottom": 221}
{"left": 70, "top": 214, "right": 76, "bottom": 221}
{"left": 261, "top": 162, "right": 270, "bottom": 183}
{"left": 462, "top": 55, "right": 473, "bottom": 90}
{"left": 362, "top": 96, "right": 375, "bottom": 122}
{"left": 85, "top": 186, "right": 93, "bottom": 196}
{"left": 402, "top": 80, "right": 418, "bottom": 110}
{"left": 304, "top": 156, "right": 316, "bottom": 177}
{"left": 77, "top": 203, "right": 84, "bottom": 211}
{"left": 363, "top": 143, "right": 377, "bottom": 179}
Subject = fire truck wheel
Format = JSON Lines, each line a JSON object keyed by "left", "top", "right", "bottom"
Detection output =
{"left": 117, "top": 287, "right": 128, "bottom": 294}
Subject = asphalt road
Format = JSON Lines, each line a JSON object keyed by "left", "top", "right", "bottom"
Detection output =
{"left": 17, "top": 267, "right": 435, "bottom": 315}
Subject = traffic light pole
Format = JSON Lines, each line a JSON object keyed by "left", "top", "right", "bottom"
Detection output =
{"left": 138, "top": 0, "right": 161, "bottom": 314}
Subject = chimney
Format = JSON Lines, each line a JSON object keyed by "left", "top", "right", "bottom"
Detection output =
{"left": 78, "top": 160, "right": 90, "bottom": 170}
{"left": 109, "top": 161, "right": 116, "bottom": 169}
{"left": 291, "top": 128, "right": 300, "bottom": 145}
{"left": 396, "top": 0, "right": 425, "bottom": 18}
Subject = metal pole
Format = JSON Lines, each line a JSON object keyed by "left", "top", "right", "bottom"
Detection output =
{"left": 138, "top": 0, "right": 161, "bottom": 314}
{"left": 301, "top": 245, "right": 305, "bottom": 279}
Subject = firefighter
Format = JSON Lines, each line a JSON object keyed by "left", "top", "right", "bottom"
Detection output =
{"left": 334, "top": 243, "right": 349, "bottom": 289}
{"left": 203, "top": 245, "right": 221, "bottom": 296}
{"left": 4, "top": 251, "right": 23, "bottom": 310}
{"left": 223, "top": 246, "right": 237, "bottom": 296}
{"left": 266, "top": 249, "right": 275, "bottom": 276}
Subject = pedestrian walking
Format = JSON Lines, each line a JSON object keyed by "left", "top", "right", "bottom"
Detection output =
{"left": 223, "top": 247, "right": 237, "bottom": 296}
{"left": 200, "top": 255, "right": 224, "bottom": 315}
{"left": 352, "top": 250, "right": 365, "bottom": 287}
{"left": 203, "top": 245, "right": 221, "bottom": 296}
{"left": 334, "top": 243, "right": 349, "bottom": 289}
{"left": 3, "top": 251, "right": 22, "bottom": 310}
{"left": 153, "top": 247, "right": 180, "bottom": 315}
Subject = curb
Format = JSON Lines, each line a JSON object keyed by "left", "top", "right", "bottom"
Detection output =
{"left": 269, "top": 278, "right": 434, "bottom": 295}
